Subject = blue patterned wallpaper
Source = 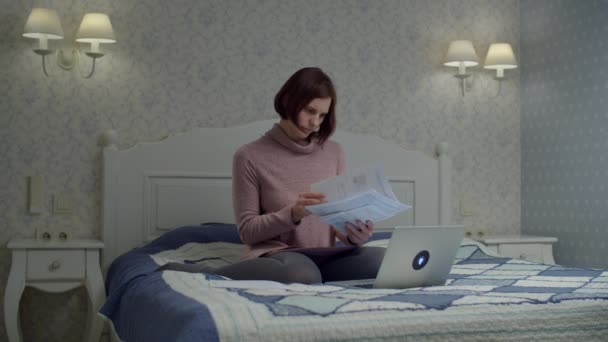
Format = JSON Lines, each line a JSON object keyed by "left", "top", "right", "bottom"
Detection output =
{"left": 0, "top": 1, "right": 520, "bottom": 340}
{"left": 521, "top": 0, "right": 608, "bottom": 269}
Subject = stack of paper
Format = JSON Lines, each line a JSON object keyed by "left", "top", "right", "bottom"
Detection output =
{"left": 306, "top": 165, "right": 411, "bottom": 232}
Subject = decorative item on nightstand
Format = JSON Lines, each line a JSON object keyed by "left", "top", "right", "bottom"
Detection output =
{"left": 35, "top": 226, "right": 73, "bottom": 242}
{"left": 4, "top": 238, "right": 105, "bottom": 342}
{"left": 474, "top": 234, "right": 558, "bottom": 264}
{"left": 35, "top": 228, "right": 53, "bottom": 242}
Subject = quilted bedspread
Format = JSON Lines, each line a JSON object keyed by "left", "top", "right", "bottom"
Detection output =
{"left": 100, "top": 225, "right": 608, "bottom": 341}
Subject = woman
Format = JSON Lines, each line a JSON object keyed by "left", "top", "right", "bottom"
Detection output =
{"left": 162, "top": 67, "right": 385, "bottom": 284}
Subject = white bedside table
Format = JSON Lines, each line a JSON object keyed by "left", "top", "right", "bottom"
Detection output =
{"left": 474, "top": 235, "right": 558, "bottom": 264}
{"left": 4, "top": 238, "right": 105, "bottom": 342}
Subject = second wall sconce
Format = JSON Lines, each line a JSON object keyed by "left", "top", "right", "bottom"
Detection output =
{"left": 444, "top": 40, "right": 518, "bottom": 96}
{"left": 23, "top": 8, "right": 116, "bottom": 78}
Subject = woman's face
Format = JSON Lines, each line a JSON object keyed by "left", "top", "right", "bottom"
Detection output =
{"left": 287, "top": 97, "right": 331, "bottom": 143}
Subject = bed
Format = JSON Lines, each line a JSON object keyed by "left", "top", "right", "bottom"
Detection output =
{"left": 99, "top": 120, "right": 608, "bottom": 341}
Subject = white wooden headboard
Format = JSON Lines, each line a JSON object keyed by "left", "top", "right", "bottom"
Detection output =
{"left": 101, "top": 120, "right": 451, "bottom": 271}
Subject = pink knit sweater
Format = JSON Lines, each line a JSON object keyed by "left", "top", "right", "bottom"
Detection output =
{"left": 232, "top": 123, "right": 345, "bottom": 259}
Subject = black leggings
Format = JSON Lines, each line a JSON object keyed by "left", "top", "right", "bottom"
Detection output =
{"left": 158, "top": 247, "right": 386, "bottom": 284}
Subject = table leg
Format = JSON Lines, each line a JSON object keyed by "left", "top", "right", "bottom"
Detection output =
{"left": 4, "top": 250, "right": 26, "bottom": 342}
{"left": 84, "top": 250, "right": 105, "bottom": 342}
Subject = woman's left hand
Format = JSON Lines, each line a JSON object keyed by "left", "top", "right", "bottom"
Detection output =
{"left": 333, "top": 220, "right": 375, "bottom": 246}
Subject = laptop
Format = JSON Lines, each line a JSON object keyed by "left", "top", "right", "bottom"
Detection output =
{"left": 326, "top": 225, "right": 465, "bottom": 289}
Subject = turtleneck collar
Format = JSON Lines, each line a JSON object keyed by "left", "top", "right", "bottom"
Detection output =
{"left": 266, "top": 123, "right": 317, "bottom": 154}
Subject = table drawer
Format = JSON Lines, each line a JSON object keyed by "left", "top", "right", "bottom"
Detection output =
{"left": 497, "top": 244, "right": 543, "bottom": 262}
{"left": 27, "top": 250, "right": 85, "bottom": 280}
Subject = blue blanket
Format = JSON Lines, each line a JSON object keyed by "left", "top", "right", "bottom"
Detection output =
{"left": 100, "top": 224, "right": 608, "bottom": 342}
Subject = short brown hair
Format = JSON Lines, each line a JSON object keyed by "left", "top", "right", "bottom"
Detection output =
{"left": 274, "top": 67, "right": 337, "bottom": 144}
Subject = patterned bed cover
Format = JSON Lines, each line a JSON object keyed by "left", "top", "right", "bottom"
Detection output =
{"left": 100, "top": 225, "right": 608, "bottom": 341}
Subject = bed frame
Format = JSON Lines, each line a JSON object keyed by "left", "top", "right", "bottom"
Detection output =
{"left": 101, "top": 119, "right": 452, "bottom": 272}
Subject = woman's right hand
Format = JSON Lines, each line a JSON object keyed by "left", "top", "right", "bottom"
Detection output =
{"left": 291, "top": 192, "right": 325, "bottom": 224}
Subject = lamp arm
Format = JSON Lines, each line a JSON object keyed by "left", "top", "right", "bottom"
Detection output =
{"left": 461, "top": 78, "right": 465, "bottom": 97}
{"left": 493, "top": 78, "right": 503, "bottom": 98}
{"left": 42, "top": 54, "right": 50, "bottom": 77}
{"left": 83, "top": 56, "right": 97, "bottom": 79}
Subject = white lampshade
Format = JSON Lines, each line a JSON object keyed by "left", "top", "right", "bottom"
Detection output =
{"left": 75, "top": 13, "right": 116, "bottom": 44}
{"left": 484, "top": 43, "right": 518, "bottom": 75}
{"left": 444, "top": 40, "right": 479, "bottom": 67}
{"left": 23, "top": 8, "right": 64, "bottom": 40}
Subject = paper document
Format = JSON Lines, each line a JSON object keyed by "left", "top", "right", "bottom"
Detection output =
{"left": 306, "top": 165, "right": 411, "bottom": 232}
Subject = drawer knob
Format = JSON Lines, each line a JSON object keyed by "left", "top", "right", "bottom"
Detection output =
{"left": 49, "top": 260, "right": 61, "bottom": 271}
{"left": 519, "top": 253, "right": 527, "bottom": 260}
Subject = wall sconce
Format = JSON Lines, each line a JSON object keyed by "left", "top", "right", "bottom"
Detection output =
{"left": 444, "top": 40, "right": 479, "bottom": 96}
{"left": 23, "top": 8, "right": 116, "bottom": 78}
{"left": 484, "top": 43, "right": 518, "bottom": 79}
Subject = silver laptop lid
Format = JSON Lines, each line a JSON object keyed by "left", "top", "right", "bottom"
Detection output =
{"left": 373, "top": 225, "right": 464, "bottom": 289}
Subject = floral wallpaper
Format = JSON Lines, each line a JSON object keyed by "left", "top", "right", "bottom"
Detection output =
{"left": 0, "top": 0, "right": 520, "bottom": 340}
{"left": 521, "top": 0, "right": 608, "bottom": 269}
